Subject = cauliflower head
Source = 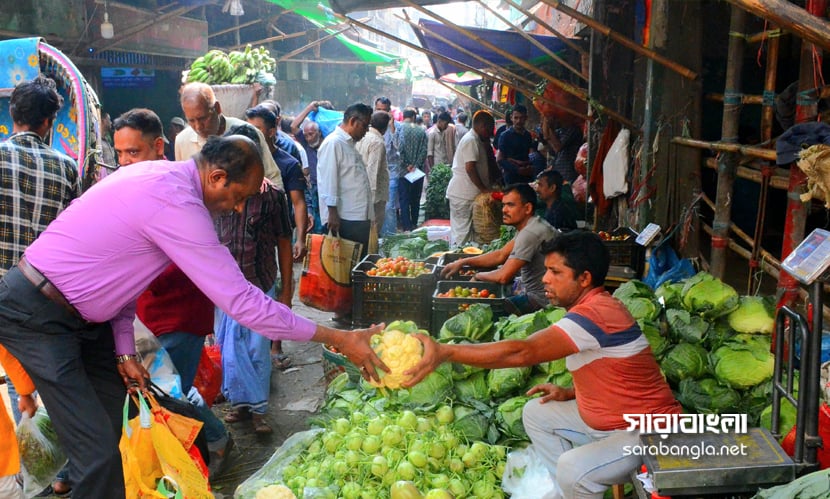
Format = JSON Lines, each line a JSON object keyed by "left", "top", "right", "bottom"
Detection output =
{"left": 255, "top": 484, "right": 296, "bottom": 499}
{"left": 370, "top": 327, "right": 424, "bottom": 389}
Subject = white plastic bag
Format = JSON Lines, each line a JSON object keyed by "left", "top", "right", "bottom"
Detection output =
{"left": 501, "top": 444, "right": 562, "bottom": 499}
{"left": 602, "top": 128, "right": 630, "bottom": 199}
{"left": 17, "top": 407, "right": 67, "bottom": 498}
{"left": 134, "top": 318, "right": 184, "bottom": 400}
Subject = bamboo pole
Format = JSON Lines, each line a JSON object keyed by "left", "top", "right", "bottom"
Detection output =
{"left": 708, "top": 85, "right": 830, "bottom": 104}
{"left": 401, "top": 0, "right": 637, "bottom": 129}
{"left": 230, "top": 20, "right": 356, "bottom": 50}
{"left": 276, "top": 25, "right": 351, "bottom": 62}
{"left": 745, "top": 28, "right": 784, "bottom": 44}
{"left": 538, "top": 0, "right": 698, "bottom": 81}
{"left": 748, "top": 25, "right": 780, "bottom": 293}
{"left": 777, "top": 0, "right": 826, "bottom": 312}
{"left": 327, "top": 10, "right": 597, "bottom": 124}
{"left": 726, "top": 0, "right": 830, "bottom": 53}
{"left": 671, "top": 137, "right": 775, "bottom": 161}
{"left": 432, "top": 79, "right": 505, "bottom": 119}
{"left": 501, "top": 0, "right": 587, "bottom": 57}
{"left": 703, "top": 158, "right": 789, "bottom": 190}
{"left": 395, "top": 13, "right": 588, "bottom": 121}
{"left": 473, "top": 0, "right": 587, "bottom": 82}
{"left": 209, "top": 18, "right": 263, "bottom": 39}
{"left": 710, "top": 6, "right": 746, "bottom": 278}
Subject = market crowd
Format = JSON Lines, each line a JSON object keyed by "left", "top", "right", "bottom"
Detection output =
{"left": 0, "top": 75, "right": 679, "bottom": 499}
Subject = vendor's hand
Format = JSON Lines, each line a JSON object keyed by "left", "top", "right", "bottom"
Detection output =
{"left": 18, "top": 393, "right": 37, "bottom": 419}
{"left": 332, "top": 324, "right": 388, "bottom": 382}
{"left": 407, "top": 165, "right": 415, "bottom": 173}
{"left": 441, "top": 260, "right": 464, "bottom": 278}
{"left": 526, "top": 383, "right": 575, "bottom": 403}
{"left": 403, "top": 334, "right": 443, "bottom": 387}
{"left": 293, "top": 240, "right": 307, "bottom": 262}
{"left": 118, "top": 358, "right": 150, "bottom": 393}
{"left": 327, "top": 211, "right": 341, "bottom": 236}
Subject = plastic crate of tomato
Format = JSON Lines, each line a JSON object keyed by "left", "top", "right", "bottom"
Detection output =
{"left": 598, "top": 227, "right": 644, "bottom": 278}
{"left": 431, "top": 281, "right": 509, "bottom": 334}
{"left": 436, "top": 252, "right": 495, "bottom": 281}
{"left": 351, "top": 255, "right": 437, "bottom": 329}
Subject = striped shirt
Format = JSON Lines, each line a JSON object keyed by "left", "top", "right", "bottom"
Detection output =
{"left": 0, "top": 132, "right": 79, "bottom": 275}
{"left": 215, "top": 181, "right": 292, "bottom": 292}
{"left": 555, "top": 287, "right": 681, "bottom": 430}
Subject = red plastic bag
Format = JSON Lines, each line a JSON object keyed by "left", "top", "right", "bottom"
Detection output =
{"left": 781, "top": 402, "right": 830, "bottom": 469}
{"left": 299, "top": 234, "right": 362, "bottom": 315}
{"left": 532, "top": 82, "right": 586, "bottom": 127}
{"left": 192, "top": 345, "right": 221, "bottom": 408}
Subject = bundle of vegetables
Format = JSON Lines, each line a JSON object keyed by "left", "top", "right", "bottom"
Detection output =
{"left": 17, "top": 408, "right": 67, "bottom": 491}
{"left": 613, "top": 272, "right": 781, "bottom": 425}
{"left": 278, "top": 402, "right": 509, "bottom": 498}
{"left": 424, "top": 164, "right": 451, "bottom": 220}
{"left": 381, "top": 233, "right": 449, "bottom": 260}
{"left": 481, "top": 226, "right": 517, "bottom": 253}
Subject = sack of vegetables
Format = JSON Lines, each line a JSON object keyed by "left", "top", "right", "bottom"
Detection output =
{"left": 16, "top": 407, "right": 67, "bottom": 497}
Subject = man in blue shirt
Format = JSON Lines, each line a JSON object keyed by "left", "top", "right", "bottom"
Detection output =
{"left": 497, "top": 105, "right": 536, "bottom": 184}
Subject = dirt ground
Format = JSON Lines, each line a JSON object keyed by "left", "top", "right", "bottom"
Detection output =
{"left": 209, "top": 262, "right": 339, "bottom": 498}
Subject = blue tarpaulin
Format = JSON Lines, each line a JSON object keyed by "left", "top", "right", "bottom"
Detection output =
{"left": 413, "top": 19, "right": 570, "bottom": 82}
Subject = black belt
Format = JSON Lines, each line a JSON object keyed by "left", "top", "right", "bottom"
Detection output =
{"left": 17, "top": 257, "right": 85, "bottom": 321}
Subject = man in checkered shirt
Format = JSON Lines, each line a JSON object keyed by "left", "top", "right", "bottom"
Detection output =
{"left": 0, "top": 75, "right": 80, "bottom": 274}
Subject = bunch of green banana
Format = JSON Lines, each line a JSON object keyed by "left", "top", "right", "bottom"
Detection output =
{"left": 186, "top": 45, "right": 277, "bottom": 85}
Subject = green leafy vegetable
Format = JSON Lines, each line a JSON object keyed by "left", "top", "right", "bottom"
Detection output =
{"left": 495, "top": 396, "right": 531, "bottom": 441}
{"left": 655, "top": 281, "right": 683, "bottom": 309}
{"left": 425, "top": 164, "right": 451, "bottom": 220}
{"left": 397, "top": 363, "right": 453, "bottom": 411}
{"left": 727, "top": 296, "right": 775, "bottom": 334}
{"left": 439, "top": 304, "right": 494, "bottom": 342}
{"left": 681, "top": 272, "right": 740, "bottom": 319}
{"left": 711, "top": 334, "right": 774, "bottom": 389}
{"left": 677, "top": 377, "right": 741, "bottom": 414}
{"left": 667, "top": 309, "right": 710, "bottom": 344}
{"left": 487, "top": 367, "right": 531, "bottom": 398}
{"left": 639, "top": 320, "right": 670, "bottom": 360}
{"left": 660, "top": 342, "right": 709, "bottom": 383}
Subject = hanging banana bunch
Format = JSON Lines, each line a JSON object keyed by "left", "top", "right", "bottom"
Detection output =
{"left": 186, "top": 44, "right": 277, "bottom": 85}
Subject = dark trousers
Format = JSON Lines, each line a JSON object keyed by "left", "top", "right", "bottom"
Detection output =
{"left": 331, "top": 219, "right": 371, "bottom": 259}
{"left": 0, "top": 267, "right": 126, "bottom": 498}
{"left": 398, "top": 176, "right": 424, "bottom": 231}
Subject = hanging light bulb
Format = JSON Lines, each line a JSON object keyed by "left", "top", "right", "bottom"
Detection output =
{"left": 100, "top": 1, "right": 114, "bottom": 39}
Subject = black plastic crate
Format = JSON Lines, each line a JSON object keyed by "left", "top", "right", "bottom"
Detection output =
{"left": 436, "top": 252, "right": 495, "bottom": 281}
{"left": 431, "top": 281, "right": 509, "bottom": 334}
{"left": 351, "top": 255, "right": 436, "bottom": 329}
{"left": 601, "top": 228, "right": 645, "bottom": 278}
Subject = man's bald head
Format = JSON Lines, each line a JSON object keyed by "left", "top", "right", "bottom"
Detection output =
{"left": 197, "top": 135, "right": 265, "bottom": 215}
{"left": 180, "top": 82, "right": 222, "bottom": 139}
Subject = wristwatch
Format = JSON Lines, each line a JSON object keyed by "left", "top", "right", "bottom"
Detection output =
{"left": 116, "top": 354, "right": 137, "bottom": 364}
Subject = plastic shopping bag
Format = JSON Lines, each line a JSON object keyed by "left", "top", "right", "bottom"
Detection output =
{"left": 501, "top": 445, "right": 562, "bottom": 499}
{"left": 16, "top": 407, "right": 67, "bottom": 497}
{"left": 135, "top": 319, "right": 184, "bottom": 400}
{"left": 192, "top": 344, "right": 221, "bottom": 408}
{"left": 298, "top": 233, "right": 362, "bottom": 314}
{"left": 602, "top": 128, "right": 630, "bottom": 199}
{"left": 309, "top": 107, "right": 343, "bottom": 138}
{"left": 120, "top": 392, "right": 212, "bottom": 499}
{"left": 146, "top": 382, "right": 210, "bottom": 478}
{"left": 234, "top": 429, "right": 323, "bottom": 499}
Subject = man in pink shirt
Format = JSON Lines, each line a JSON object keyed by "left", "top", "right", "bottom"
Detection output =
{"left": 0, "top": 135, "right": 385, "bottom": 498}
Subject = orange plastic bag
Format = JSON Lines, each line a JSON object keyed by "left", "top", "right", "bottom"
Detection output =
{"left": 120, "top": 393, "right": 212, "bottom": 499}
{"left": 192, "top": 345, "right": 221, "bottom": 408}
{"left": 299, "top": 233, "right": 362, "bottom": 315}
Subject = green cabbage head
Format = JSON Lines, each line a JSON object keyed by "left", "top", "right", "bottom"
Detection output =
{"left": 711, "top": 334, "right": 774, "bottom": 389}
{"left": 660, "top": 342, "right": 709, "bottom": 384}
{"left": 727, "top": 296, "right": 775, "bottom": 334}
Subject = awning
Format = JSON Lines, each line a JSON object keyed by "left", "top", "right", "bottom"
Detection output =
{"left": 264, "top": 0, "right": 403, "bottom": 64}
{"left": 328, "top": 0, "right": 455, "bottom": 13}
{"left": 413, "top": 19, "right": 570, "bottom": 81}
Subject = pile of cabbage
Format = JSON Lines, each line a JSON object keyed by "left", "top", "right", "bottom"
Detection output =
{"left": 613, "top": 272, "right": 781, "bottom": 429}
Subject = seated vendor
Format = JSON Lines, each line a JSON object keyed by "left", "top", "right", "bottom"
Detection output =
{"left": 536, "top": 170, "right": 578, "bottom": 231}
{"left": 441, "top": 183, "right": 558, "bottom": 313}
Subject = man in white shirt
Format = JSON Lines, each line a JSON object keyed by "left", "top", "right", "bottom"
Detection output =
{"left": 427, "top": 111, "right": 457, "bottom": 169}
{"left": 317, "top": 103, "right": 373, "bottom": 256}
{"left": 446, "top": 110, "right": 496, "bottom": 246}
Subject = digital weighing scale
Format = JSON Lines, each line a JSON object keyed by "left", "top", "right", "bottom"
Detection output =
{"left": 633, "top": 229, "right": 829, "bottom": 497}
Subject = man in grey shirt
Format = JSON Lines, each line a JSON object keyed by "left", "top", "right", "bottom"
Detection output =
{"left": 441, "top": 183, "right": 558, "bottom": 313}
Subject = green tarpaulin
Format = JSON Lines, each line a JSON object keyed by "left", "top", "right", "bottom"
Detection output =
{"left": 264, "top": 0, "right": 402, "bottom": 64}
